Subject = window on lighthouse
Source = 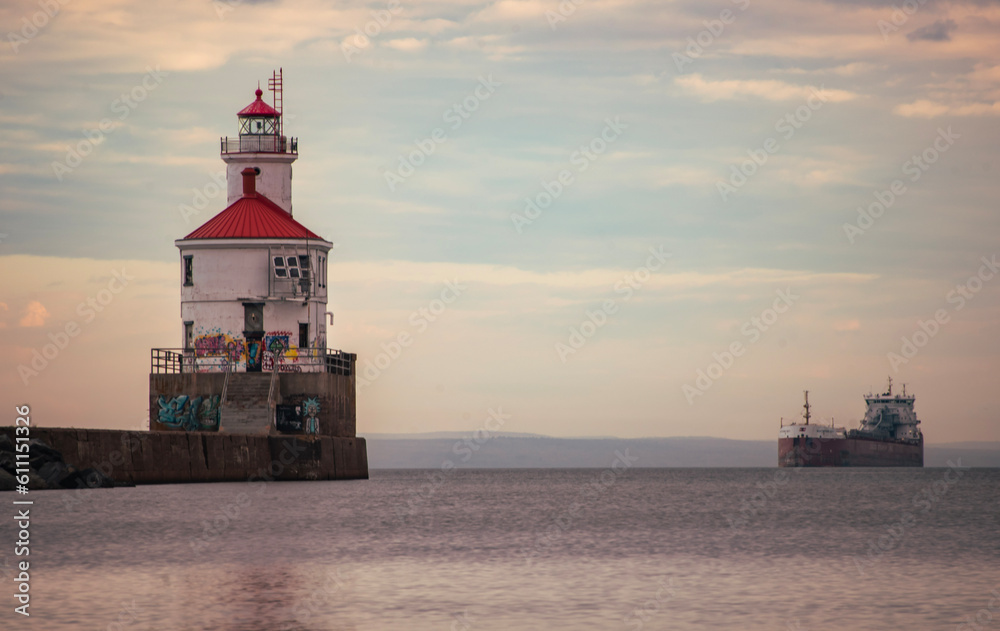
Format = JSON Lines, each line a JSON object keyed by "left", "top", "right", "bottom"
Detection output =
{"left": 183, "top": 256, "right": 193, "bottom": 286}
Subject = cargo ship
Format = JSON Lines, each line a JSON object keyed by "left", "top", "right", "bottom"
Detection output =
{"left": 778, "top": 378, "right": 923, "bottom": 467}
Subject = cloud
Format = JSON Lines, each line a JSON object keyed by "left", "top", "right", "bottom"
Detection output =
{"left": 830, "top": 62, "right": 882, "bottom": 76}
{"left": 331, "top": 260, "right": 876, "bottom": 293}
{"left": 907, "top": 19, "right": 958, "bottom": 41}
{"left": 18, "top": 301, "right": 49, "bottom": 327}
{"left": 833, "top": 319, "right": 861, "bottom": 332}
{"left": 468, "top": 0, "right": 548, "bottom": 24}
{"left": 674, "top": 74, "right": 859, "bottom": 102}
{"left": 894, "top": 99, "right": 1000, "bottom": 117}
{"left": 384, "top": 38, "right": 429, "bottom": 52}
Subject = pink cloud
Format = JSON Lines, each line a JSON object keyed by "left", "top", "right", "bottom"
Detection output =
{"left": 18, "top": 301, "right": 50, "bottom": 327}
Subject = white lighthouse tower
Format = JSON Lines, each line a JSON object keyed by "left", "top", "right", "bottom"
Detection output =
{"left": 150, "top": 70, "right": 361, "bottom": 445}
{"left": 221, "top": 70, "right": 297, "bottom": 214}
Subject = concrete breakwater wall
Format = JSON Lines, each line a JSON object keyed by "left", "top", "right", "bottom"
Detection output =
{"left": 0, "top": 427, "right": 367, "bottom": 486}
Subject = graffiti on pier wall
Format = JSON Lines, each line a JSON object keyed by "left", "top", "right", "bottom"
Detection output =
{"left": 304, "top": 397, "right": 320, "bottom": 434}
{"left": 156, "top": 394, "right": 221, "bottom": 431}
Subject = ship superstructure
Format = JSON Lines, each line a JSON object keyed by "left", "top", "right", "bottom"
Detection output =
{"left": 850, "top": 378, "right": 922, "bottom": 442}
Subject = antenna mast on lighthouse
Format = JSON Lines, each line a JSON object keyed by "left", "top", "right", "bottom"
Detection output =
{"left": 268, "top": 68, "right": 283, "bottom": 140}
{"left": 803, "top": 390, "right": 811, "bottom": 425}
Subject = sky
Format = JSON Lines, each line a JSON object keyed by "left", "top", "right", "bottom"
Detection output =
{"left": 0, "top": 0, "right": 998, "bottom": 442}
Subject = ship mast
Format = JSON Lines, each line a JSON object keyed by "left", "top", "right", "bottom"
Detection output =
{"left": 803, "top": 390, "right": 811, "bottom": 425}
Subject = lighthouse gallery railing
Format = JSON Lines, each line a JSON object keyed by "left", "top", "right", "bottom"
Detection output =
{"left": 220, "top": 135, "right": 298, "bottom": 154}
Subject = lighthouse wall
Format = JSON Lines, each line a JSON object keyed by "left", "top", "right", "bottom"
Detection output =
{"left": 177, "top": 243, "right": 331, "bottom": 366}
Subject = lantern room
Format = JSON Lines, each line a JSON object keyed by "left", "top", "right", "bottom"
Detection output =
{"left": 238, "top": 88, "right": 280, "bottom": 136}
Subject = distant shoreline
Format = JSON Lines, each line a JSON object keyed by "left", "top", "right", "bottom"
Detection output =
{"left": 364, "top": 434, "right": 1000, "bottom": 469}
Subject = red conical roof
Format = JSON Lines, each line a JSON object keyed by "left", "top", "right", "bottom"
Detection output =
{"left": 183, "top": 192, "right": 321, "bottom": 240}
{"left": 238, "top": 88, "right": 279, "bottom": 117}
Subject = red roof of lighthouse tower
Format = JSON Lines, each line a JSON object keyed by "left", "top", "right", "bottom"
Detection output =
{"left": 183, "top": 168, "right": 322, "bottom": 240}
{"left": 238, "top": 88, "right": 280, "bottom": 117}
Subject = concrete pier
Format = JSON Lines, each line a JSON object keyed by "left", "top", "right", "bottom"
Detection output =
{"left": 0, "top": 427, "right": 368, "bottom": 486}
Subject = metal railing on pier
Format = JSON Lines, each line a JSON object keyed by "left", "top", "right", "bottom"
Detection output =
{"left": 150, "top": 347, "right": 354, "bottom": 376}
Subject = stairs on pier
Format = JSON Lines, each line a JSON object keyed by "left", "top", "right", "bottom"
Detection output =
{"left": 220, "top": 374, "right": 274, "bottom": 435}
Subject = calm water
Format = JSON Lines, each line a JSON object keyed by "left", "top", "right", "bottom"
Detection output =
{"left": 3, "top": 468, "right": 998, "bottom": 630}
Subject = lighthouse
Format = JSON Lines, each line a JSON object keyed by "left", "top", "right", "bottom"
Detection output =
{"left": 149, "top": 70, "right": 364, "bottom": 461}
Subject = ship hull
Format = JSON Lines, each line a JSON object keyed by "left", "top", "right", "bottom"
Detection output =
{"left": 778, "top": 436, "right": 923, "bottom": 467}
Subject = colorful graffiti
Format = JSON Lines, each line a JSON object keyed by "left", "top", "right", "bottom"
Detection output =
{"left": 262, "top": 353, "right": 303, "bottom": 372}
{"left": 190, "top": 328, "right": 308, "bottom": 373}
{"left": 246, "top": 337, "right": 264, "bottom": 372}
{"left": 303, "top": 397, "right": 320, "bottom": 434}
{"left": 193, "top": 332, "right": 244, "bottom": 362}
{"left": 265, "top": 331, "right": 291, "bottom": 355}
{"left": 156, "top": 395, "right": 221, "bottom": 431}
